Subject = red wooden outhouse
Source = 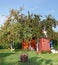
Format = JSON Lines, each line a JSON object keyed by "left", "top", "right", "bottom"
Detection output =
{"left": 39, "top": 38, "right": 50, "bottom": 52}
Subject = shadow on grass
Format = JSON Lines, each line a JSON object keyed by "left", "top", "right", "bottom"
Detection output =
{"left": 0, "top": 53, "right": 15, "bottom": 65}
{"left": 28, "top": 57, "right": 53, "bottom": 65}
{"left": 0, "top": 53, "right": 15, "bottom": 57}
{"left": 14, "top": 49, "right": 20, "bottom": 52}
{"left": 45, "top": 59, "right": 53, "bottom": 65}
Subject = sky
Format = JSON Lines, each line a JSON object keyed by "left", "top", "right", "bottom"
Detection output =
{"left": 0, "top": 0, "right": 58, "bottom": 32}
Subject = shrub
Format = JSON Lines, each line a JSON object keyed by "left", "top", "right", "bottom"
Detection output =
{"left": 0, "top": 43, "right": 9, "bottom": 49}
{"left": 14, "top": 42, "right": 22, "bottom": 49}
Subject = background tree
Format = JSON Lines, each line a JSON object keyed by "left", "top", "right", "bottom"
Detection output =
{"left": 0, "top": 8, "right": 58, "bottom": 49}
{"left": 40, "top": 15, "right": 58, "bottom": 39}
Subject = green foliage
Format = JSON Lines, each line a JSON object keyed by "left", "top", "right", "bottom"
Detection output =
{"left": 0, "top": 43, "right": 9, "bottom": 49}
{"left": 14, "top": 42, "right": 22, "bottom": 49}
{"left": 52, "top": 39, "right": 58, "bottom": 50}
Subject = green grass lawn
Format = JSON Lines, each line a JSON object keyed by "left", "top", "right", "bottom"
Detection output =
{"left": 0, "top": 49, "right": 58, "bottom": 65}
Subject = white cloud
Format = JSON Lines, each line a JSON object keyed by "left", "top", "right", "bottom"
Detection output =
{"left": 51, "top": 10, "right": 55, "bottom": 13}
{"left": 0, "top": 15, "right": 7, "bottom": 26}
{"left": 53, "top": 26, "right": 58, "bottom": 32}
{"left": 29, "top": 6, "right": 39, "bottom": 11}
{"left": 46, "top": 9, "right": 55, "bottom": 15}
